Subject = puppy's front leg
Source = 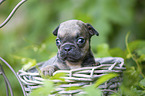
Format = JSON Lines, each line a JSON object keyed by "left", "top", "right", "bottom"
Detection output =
{"left": 41, "top": 65, "right": 58, "bottom": 76}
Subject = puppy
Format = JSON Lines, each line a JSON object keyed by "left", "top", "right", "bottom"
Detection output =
{"left": 41, "top": 20, "right": 99, "bottom": 76}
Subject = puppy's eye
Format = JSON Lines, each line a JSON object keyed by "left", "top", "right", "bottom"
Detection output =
{"left": 77, "top": 38, "right": 85, "bottom": 44}
{"left": 56, "top": 39, "right": 61, "bottom": 46}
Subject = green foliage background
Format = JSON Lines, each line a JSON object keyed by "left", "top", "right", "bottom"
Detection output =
{"left": 0, "top": 0, "right": 145, "bottom": 96}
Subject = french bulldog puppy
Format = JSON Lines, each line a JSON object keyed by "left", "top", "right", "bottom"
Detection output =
{"left": 41, "top": 20, "right": 99, "bottom": 76}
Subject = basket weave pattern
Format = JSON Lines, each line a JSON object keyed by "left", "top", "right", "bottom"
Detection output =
{"left": 17, "top": 57, "right": 126, "bottom": 95}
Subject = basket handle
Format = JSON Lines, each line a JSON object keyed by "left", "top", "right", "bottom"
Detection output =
{"left": 0, "top": 57, "right": 26, "bottom": 96}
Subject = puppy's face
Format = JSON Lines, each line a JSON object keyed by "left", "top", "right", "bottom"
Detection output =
{"left": 53, "top": 20, "right": 99, "bottom": 63}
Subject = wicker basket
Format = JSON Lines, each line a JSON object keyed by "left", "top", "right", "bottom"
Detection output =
{"left": 17, "top": 57, "right": 126, "bottom": 96}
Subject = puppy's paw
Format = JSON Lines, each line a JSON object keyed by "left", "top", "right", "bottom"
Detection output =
{"left": 41, "top": 65, "right": 56, "bottom": 76}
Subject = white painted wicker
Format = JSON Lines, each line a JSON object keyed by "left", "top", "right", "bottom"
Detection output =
{"left": 17, "top": 57, "right": 125, "bottom": 96}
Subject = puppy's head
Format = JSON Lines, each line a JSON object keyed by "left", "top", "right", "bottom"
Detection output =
{"left": 53, "top": 20, "right": 99, "bottom": 63}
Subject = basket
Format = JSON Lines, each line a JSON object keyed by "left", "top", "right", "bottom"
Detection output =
{"left": 17, "top": 57, "right": 126, "bottom": 96}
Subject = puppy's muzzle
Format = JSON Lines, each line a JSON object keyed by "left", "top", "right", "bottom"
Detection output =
{"left": 62, "top": 44, "right": 74, "bottom": 53}
{"left": 60, "top": 43, "right": 82, "bottom": 61}
{"left": 63, "top": 44, "right": 71, "bottom": 52}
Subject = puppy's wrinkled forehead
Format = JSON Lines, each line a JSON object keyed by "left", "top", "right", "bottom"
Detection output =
{"left": 57, "top": 20, "right": 87, "bottom": 37}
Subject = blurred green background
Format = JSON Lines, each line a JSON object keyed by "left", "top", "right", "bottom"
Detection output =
{"left": 0, "top": 0, "right": 145, "bottom": 96}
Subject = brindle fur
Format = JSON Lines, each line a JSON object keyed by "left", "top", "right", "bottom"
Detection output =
{"left": 41, "top": 20, "right": 99, "bottom": 76}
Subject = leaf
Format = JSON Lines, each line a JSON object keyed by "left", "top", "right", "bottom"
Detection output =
{"left": 139, "top": 78, "right": 145, "bottom": 89}
{"left": 136, "top": 48, "right": 145, "bottom": 56}
{"left": 120, "top": 85, "right": 145, "bottom": 96}
{"left": 131, "top": 86, "right": 145, "bottom": 96}
{"left": 123, "top": 67, "right": 140, "bottom": 87}
{"left": 83, "top": 86, "right": 102, "bottom": 96}
{"left": 23, "top": 59, "right": 36, "bottom": 70}
{"left": 94, "top": 73, "right": 118, "bottom": 88}
{"left": 13, "top": 55, "right": 37, "bottom": 70}
{"left": 95, "top": 44, "right": 111, "bottom": 57}
{"left": 65, "top": 86, "right": 82, "bottom": 91}
{"left": 30, "top": 80, "right": 54, "bottom": 96}
{"left": 126, "top": 53, "right": 132, "bottom": 59}
{"left": 128, "top": 40, "right": 145, "bottom": 53}
{"left": 109, "top": 48, "right": 125, "bottom": 58}
{"left": 50, "top": 72, "right": 67, "bottom": 82}
{"left": 137, "top": 54, "right": 145, "bottom": 62}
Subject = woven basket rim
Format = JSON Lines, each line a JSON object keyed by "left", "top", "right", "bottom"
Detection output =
{"left": 17, "top": 57, "right": 126, "bottom": 95}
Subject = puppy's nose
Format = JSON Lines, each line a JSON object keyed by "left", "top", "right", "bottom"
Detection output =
{"left": 64, "top": 44, "right": 72, "bottom": 52}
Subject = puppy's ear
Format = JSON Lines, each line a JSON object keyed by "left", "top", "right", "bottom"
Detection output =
{"left": 86, "top": 23, "right": 99, "bottom": 36}
{"left": 53, "top": 25, "right": 59, "bottom": 36}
